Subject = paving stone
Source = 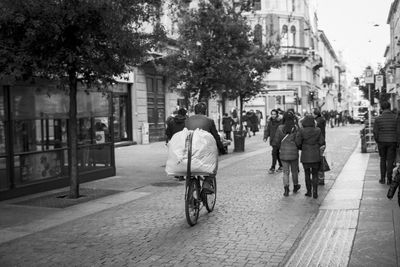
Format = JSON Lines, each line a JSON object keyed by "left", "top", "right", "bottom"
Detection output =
{"left": 0, "top": 127, "right": 360, "bottom": 266}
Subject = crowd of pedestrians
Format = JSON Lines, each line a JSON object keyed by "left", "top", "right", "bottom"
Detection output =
{"left": 264, "top": 108, "right": 327, "bottom": 198}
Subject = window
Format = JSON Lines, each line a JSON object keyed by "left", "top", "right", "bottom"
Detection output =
{"left": 290, "top": 26, "right": 296, "bottom": 46}
{"left": 282, "top": 25, "right": 288, "bottom": 34}
{"left": 287, "top": 64, "right": 294, "bottom": 80}
{"left": 254, "top": 24, "right": 262, "bottom": 46}
{"left": 253, "top": 0, "right": 261, "bottom": 10}
{"left": 281, "top": 25, "right": 288, "bottom": 45}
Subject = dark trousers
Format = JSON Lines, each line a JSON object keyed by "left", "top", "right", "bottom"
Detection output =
{"left": 303, "top": 162, "right": 320, "bottom": 193}
{"left": 271, "top": 145, "right": 282, "bottom": 169}
{"left": 377, "top": 142, "right": 397, "bottom": 181}
{"left": 224, "top": 131, "right": 231, "bottom": 140}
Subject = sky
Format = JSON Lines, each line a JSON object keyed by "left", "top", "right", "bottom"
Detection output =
{"left": 315, "top": 0, "right": 392, "bottom": 78}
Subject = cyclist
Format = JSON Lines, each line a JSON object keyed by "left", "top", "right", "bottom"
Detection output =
{"left": 185, "top": 102, "right": 226, "bottom": 193}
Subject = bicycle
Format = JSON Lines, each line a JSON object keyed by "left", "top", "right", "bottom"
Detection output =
{"left": 184, "top": 131, "right": 217, "bottom": 226}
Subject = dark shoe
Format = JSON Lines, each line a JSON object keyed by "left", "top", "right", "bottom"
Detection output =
{"left": 305, "top": 192, "right": 312, "bottom": 197}
{"left": 313, "top": 190, "right": 318, "bottom": 199}
{"left": 379, "top": 178, "right": 385, "bottom": 184}
{"left": 293, "top": 184, "right": 301, "bottom": 193}
{"left": 387, "top": 179, "right": 392, "bottom": 185}
{"left": 202, "top": 179, "right": 215, "bottom": 194}
{"left": 284, "top": 186, "right": 289, "bottom": 197}
{"left": 276, "top": 166, "right": 283, "bottom": 172}
{"left": 268, "top": 168, "right": 275, "bottom": 174}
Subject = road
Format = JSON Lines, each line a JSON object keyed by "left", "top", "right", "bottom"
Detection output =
{"left": 0, "top": 125, "right": 362, "bottom": 266}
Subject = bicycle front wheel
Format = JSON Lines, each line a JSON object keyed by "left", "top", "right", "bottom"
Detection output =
{"left": 204, "top": 176, "right": 217, "bottom": 212}
{"left": 185, "top": 177, "right": 200, "bottom": 226}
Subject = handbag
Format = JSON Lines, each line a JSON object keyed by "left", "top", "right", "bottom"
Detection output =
{"left": 320, "top": 155, "right": 330, "bottom": 172}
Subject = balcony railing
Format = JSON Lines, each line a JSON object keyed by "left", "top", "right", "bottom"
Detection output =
{"left": 280, "top": 46, "right": 309, "bottom": 61}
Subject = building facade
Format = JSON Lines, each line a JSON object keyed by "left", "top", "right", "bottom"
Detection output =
{"left": 385, "top": 0, "right": 400, "bottom": 110}
{"left": 242, "top": 0, "right": 323, "bottom": 115}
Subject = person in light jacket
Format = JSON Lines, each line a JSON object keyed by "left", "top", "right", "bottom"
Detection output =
{"left": 296, "top": 115, "right": 326, "bottom": 199}
{"left": 273, "top": 111, "right": 300, "bottom": 196}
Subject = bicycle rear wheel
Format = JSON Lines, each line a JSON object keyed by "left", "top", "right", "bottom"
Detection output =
{"left": 185, "top": 177, "right": 200, "bottom": 226}
{"left": 204, "top": 176, "right": 217, "bottom": 212}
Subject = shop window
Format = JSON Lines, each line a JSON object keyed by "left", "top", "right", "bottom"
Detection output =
{"left": 13, "top": 119, "right": 68, "bottom": 153}
{"left": 13, "top": 85, "right": 69, "bottom": 120}
{"left": 17, "top": 150, "right": 65, "bottom": 183}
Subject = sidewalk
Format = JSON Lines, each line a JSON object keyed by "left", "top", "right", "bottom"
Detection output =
{"left": 284, "top": 143, "right": 400, "bottom": 266}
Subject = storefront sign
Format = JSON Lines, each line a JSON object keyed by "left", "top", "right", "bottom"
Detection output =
{"left": 266, "top": 90, "right": 295, "bottom": 96}
{"left": 365, "top": 69, "right": 374, "bottom": 84}
{"left": 387, "top": 71, "right": 396, "bottom": 92}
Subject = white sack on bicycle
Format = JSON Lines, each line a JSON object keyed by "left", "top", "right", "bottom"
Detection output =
{"left": 166, "top": 128, "right": 218, "bottom": 176}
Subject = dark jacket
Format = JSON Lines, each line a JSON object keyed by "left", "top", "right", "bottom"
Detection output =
{"left": 315, "top": 115, "right": 326, "bottom": 139}
{"left": 274, "top": 125, "right": 299, "bottom": 161}
{"left": 185, "top": 114, "right": 225, "bottom": 153}
{"left": 373, "top": 110, "right": 398, "bottom": 143}
{"left": 248, "top": 112, "right": 259, "bottom": 132}
{"left": 165, "top": 114, "right": 186, "bottom": 142}
{"left": 264, "top": 117, "right": 282, "bottom": 146}
{"left": 296, "top": 116, "right": 325, "bottom": 163}
{"left": 222, "top": 116, "right": 234, "bottom": 132}
{"left": 397, "top": 116, "right": 400, "bottom": 144}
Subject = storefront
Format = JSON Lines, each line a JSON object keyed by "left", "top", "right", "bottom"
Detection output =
{"left": 0, "top": 81, "right": 115, "bottom": 200}
{"left": 111, "top": 83, "right": 132, "bottom": 142}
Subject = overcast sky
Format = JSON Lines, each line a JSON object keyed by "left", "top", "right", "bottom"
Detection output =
{"left": 315, "top": 0, "right": 392, "bottom": 78}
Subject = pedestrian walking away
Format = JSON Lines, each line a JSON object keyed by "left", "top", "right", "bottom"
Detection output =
{"left": 165, "top": 107, "right": 187, "bottom": 143}
{"left": 296, "top": 115, "right": 326, "bottom": 199}
{"left": 273, "top": 111, "right": 300, "bottom": 196}
{"left": 373, "top": 101, "right": 398, "bottom": 185}
{"left": 264, "top": 109, "right": 283, "bottom": 174}
{"left": 313, "top": 108, "right": 327, "bottom": 185}
{"left": 222, "top": 113, "right": 234, "bottom": 140}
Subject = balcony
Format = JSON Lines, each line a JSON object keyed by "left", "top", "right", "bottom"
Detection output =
{"left": 280, "top": 46, "right": 309, "bottom": 62}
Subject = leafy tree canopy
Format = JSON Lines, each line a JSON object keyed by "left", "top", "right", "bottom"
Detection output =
{"left": 0, "top": 0, "right": 165, "bottom": 85}
{"left": 159, "top": 0, "right": 281, "bottom": 102}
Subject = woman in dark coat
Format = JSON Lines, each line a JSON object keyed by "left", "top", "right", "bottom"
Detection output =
{"left": 296, "top": 115, "right": 325, "bottom": 198}
{"left": 274, "top": 111, "right": 300, "bottom": 196}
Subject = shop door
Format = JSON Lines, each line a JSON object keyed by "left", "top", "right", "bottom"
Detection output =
{"left": 146, "top": 76, "right": 165, "bottom": 142}
{"left": 112, "top": 94, "right": 131, "bottom": 142}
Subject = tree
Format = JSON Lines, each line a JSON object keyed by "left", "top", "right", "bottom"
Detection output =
{"left": 159, "top": 0, "right": 281, "bottom": 125}
{"left": 0, "top": 0, "right": 164, "bottom": 198}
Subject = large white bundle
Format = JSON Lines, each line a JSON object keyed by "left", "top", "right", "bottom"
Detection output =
{"left": 166, "top": 128, "right": 218, "bottom": 176}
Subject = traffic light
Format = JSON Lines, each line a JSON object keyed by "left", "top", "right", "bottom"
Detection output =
{"left": 354, "top": 77, "right": 360, "bottom": 85}
{"left": 276, "top": 95, "right": 281, "bottom": 104}
{"left": 308, "top": 91, "right": 315, "bottom": 102}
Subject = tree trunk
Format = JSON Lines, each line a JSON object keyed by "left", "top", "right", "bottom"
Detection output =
{"left": 68, "top": 72, "right": 79, "bottom": 198}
